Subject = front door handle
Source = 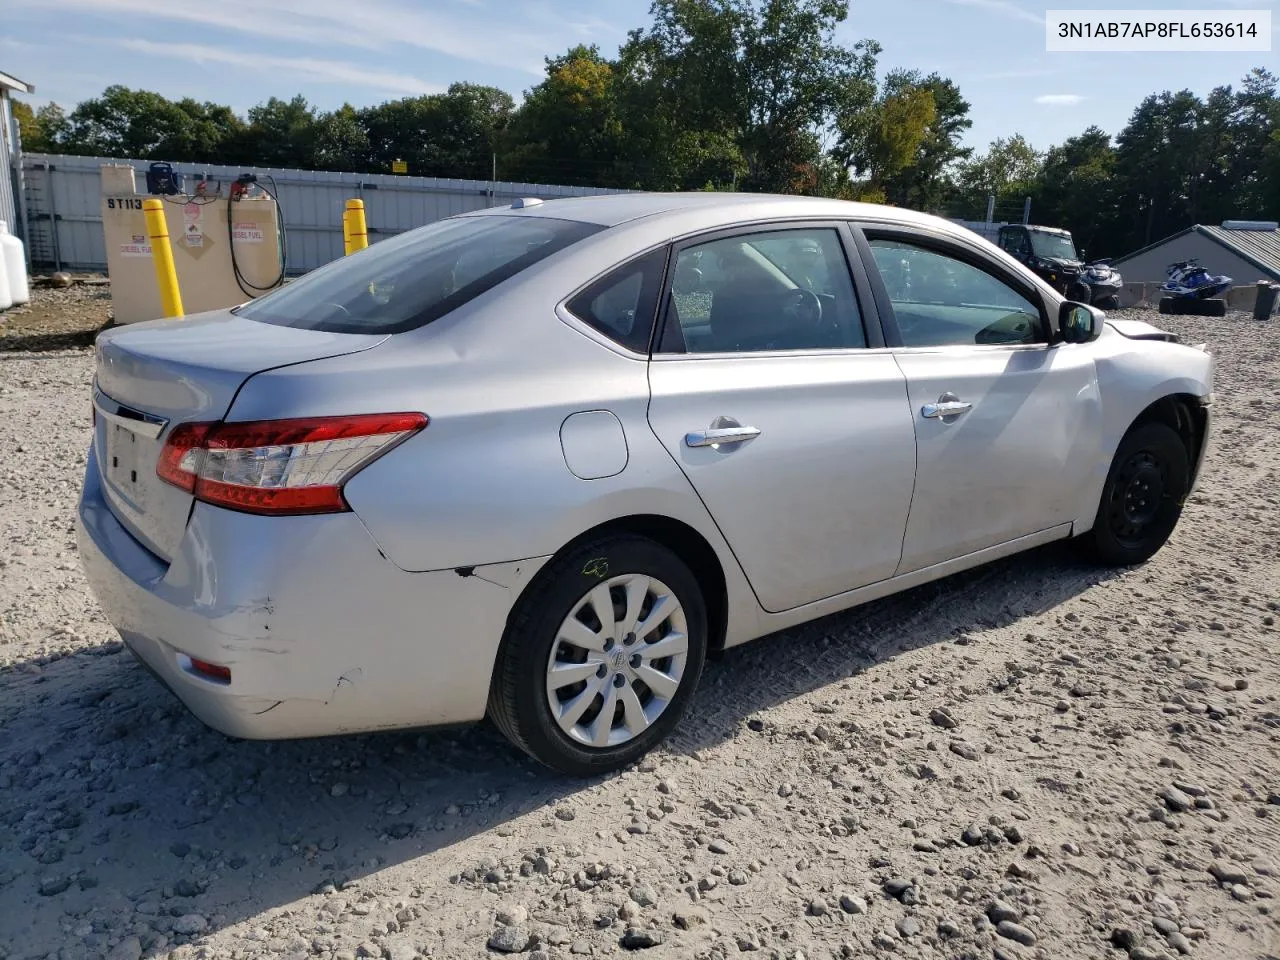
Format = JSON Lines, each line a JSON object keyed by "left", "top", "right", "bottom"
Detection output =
{"left": 921, "top": 394, "right": 973, "bottom": 420}
{"left": 685, "top": 426, "right": 761, "bottom": 448}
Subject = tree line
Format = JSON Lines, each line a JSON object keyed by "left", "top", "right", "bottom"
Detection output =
{"left": 13, "top": 0, "right": 1279, "bottom": 258}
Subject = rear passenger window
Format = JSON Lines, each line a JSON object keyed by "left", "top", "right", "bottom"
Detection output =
{"left": 659, "top": 228, "right": 865, "bottom": 354}
{"left": 566, "top": 248, "right": 668, "bottom": 353}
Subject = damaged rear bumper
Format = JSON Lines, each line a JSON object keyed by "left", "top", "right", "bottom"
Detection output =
{"left": 77, "top": 444, "right": 547, "bottom": 739}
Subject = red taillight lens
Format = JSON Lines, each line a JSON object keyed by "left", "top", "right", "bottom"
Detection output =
{"left": 156, "top": 413, "right": 427, "bottom": 515}
{"left": 157, "top": 422, "right": 214, "bottom": 493}
{"left": 189, "top": 658, "right": 232, "bottom": 684}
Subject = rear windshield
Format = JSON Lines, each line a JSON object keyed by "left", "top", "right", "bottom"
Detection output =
{"left": 237, "top": 215, "right": 602, "bottom": 334}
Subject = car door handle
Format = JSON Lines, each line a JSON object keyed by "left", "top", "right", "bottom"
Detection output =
{"left": 921, "top": 397, "right": 973, "bottom": 420}
{"left": 685, "top": 426, "right": 761, "bottom": 448}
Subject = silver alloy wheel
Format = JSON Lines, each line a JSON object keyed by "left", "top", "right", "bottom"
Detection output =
{"left": 545, "top": 573, "right": 689, "bottom": 748}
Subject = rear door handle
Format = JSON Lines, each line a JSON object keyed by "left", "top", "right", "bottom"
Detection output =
{"left": 685, "top": 426, "right": 761, "bottom": 448}
{"left": 921, "top": 394, "right": 972, "bottom": 420}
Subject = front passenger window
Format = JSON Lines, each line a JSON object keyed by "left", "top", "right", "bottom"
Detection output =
{"left": 868, "top": 239, "right": 1043, "bottom": 348}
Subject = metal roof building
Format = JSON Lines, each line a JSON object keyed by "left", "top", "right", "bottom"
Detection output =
{"left": 1113, "top": 222, "right": 1280, "bottom": 286}
{"left": 1, "top": 70, "right": 34, "bottom": 252}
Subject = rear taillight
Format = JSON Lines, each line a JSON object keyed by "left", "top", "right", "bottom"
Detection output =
{"left": 157, "top": 413, "right": 427, "bottom": 515}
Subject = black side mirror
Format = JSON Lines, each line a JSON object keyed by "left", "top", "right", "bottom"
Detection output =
{"left": 1059, "top": 301, "right": 1101, "bottom": 344}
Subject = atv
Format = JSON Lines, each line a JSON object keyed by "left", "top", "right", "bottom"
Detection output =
{"left": 996, "top": 224, "right": 1121, "bottom": 307}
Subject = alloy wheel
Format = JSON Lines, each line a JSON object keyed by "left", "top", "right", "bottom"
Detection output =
{"left": 545, "top": 574, "right": 689, "bottom": 748}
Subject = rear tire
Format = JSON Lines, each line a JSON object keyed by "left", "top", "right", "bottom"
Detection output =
{"left": 1082, "top": 422, "right": 1190, "bottom": 567}
{"left": 1204, "top": 298, "right": 1227, "bottom": 317}
{"left": 1158, "top": 297, "right": 1175, "bottom": 315}
{"left": 488, "top": 535, "right": 707, "bottom": 776}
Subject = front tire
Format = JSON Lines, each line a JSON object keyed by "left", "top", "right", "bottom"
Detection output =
{"left": 1082, "top": 422, "right": 1190, "bottom": 566}
{"left": 488, "top": 535, "right": 707, "bottom": 776}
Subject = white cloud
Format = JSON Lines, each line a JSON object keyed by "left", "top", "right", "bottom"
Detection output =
{"left": 943, "top": 0, "right": 1043, "bottom": 27}
{"left": 112, "top": 39, "right": 444, "bottom": 95}
{"left": 1035, "top": 94, "right": 1086, "bottom": 106}
{"left": 9, "top": 0, "right": 555, "bottom": 75}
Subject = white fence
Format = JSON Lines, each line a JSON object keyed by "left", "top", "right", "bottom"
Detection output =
{"left": 19, "top": 153, "right": 634, "bottom": 273}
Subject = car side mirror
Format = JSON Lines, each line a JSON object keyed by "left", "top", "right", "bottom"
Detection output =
{"left": 1059, "top": 301, "right": 1102, "bottom": 344}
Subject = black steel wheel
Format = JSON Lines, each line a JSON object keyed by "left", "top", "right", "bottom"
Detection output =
{"left": 1082, "top": 422, "right": 1190, "bottom": 566}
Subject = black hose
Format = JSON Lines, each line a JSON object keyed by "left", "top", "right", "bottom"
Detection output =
{"left": 228, "top": 174, "right": 287, "bottom": 298}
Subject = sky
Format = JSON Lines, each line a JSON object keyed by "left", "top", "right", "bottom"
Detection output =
{"left": 1, "top": 0, "right": 1275, "bottom": 156}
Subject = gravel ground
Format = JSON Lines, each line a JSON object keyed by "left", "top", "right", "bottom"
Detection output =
{"left": 1, "top": 288, "right": 1278, "bottom": 960}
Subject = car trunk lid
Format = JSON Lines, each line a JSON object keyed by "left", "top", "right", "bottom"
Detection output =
{"left": 92, "top": 311, "right": 387, "bottom": 561}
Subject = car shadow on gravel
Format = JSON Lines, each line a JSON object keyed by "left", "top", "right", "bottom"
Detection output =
{"left": 0, "top": 540, "right": 1116, "bottom": 951}
{"left": 0, "top": 326, "right": 108, "bottom": 353}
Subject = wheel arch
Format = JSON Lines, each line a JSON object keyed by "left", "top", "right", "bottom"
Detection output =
{"left": 1129, "top": 393, "right": 1207, "bottom": 481}
{"left": 503, "top": 514, "right": 731, "bottom": 657}
{"left": 1072, "top": 389, "right": 1209, "bottom": 536}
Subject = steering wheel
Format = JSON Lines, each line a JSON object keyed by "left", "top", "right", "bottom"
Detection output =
{"left": 784, "top": 288, "right": 823, "bottom": 327}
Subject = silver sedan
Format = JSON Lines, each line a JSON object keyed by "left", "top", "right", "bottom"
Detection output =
{"left": 78, "top": 193, "right": 1214, "bottom": 774}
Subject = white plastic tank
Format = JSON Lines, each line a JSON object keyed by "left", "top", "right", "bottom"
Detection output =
{"left": 0, "top": 240, "right": 10, "bottom": 310}
{"left": 0, "top": 221, "right": 30, "bottom": 306}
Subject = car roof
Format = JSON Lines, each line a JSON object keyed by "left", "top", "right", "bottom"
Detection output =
{"left": 461, "top": 192, "right": 951, "bottom": 230}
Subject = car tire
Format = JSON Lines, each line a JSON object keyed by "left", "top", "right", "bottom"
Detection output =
{"left": 1082, "top": 421, "right": 1190, "bottom": 567}
{"left": 1100, "top": 295, "right": 1121, "bottom": 310}
{"left": 487, "top": 535, "right": 708, "bottom": 776}
{"left": 1205, "top": 298, "right": 1227, "bottom": 318}
{"left": 1158, "top": 298, "right": 1174, "bottom": 315}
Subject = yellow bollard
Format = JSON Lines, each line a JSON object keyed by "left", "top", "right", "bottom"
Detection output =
{"left": 342, "top": 208, "right": 354, "bottom": 256}
{"left": 345, "top": 199, "right": 368, "bottom": 253}
{"left": 142, "top": 198, "right": 184, "bottom": 318}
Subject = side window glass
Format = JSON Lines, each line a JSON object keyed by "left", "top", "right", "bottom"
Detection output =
{"left": 566, "top": 248, "right": 667, "bottom": 353}
{"left": 868, "top": 239, "right": 1043, "bottom": 347}
{"left": 660, "top": 228, "right": 866, "bottom": 354}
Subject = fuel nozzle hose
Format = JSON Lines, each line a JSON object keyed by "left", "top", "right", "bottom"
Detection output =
{"left": 228, "top": 173, "right": 288, "bottom": 298}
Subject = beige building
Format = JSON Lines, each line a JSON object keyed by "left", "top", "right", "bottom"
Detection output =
{"left": 1113, "top": 223, "right": 1280, "bottom": 287}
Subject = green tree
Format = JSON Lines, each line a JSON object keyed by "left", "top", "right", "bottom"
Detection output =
{"left": 63, "top": 86, "right": 193, "bottom": 158}
{"left": 1226, "top": 68, "right": 1277, "bottom": 215}
{"left": 878, "top": 71, "right": 972, "bottom": 209}
{"left": 612, "top": 0, "right": 877, "bottom": 192}
{"left": 362, "top": 83, "right": 512, "bottom": 179}
{"left": 11, "top": 100, "right": 51, "bottom": 152}
{"left": 1113, "top": 89, "right": 1208, "bottom": 248}
{"left": 505, "top": 45, "right": 622, "bottom": 185}
{"left": 1029, "top": 126, "right": 1119, "bottom": 256}
{"left": 232, "top": 95, "right": 319, "bottom": 168}
{"left": 168, "top": 98, "right": 244, "bottom": 161}
{"left": 950, "top": 134, "right": 1042, "bottom": 219}
{"left": 835, "top": 81, "right": 936, "bottom": 198}
{"left": 312, "top": 104, "right": 370, "bottom": 172}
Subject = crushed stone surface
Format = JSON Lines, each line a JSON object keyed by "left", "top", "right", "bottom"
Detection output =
{"left": 0, "top": 293, "right": 1277, "bottom": 960}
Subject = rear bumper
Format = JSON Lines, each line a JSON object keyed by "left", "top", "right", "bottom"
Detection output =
{"left": 77, "top": 444, "right": 544, "bottom": 739}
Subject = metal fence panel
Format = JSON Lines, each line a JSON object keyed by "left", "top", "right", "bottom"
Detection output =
{"left": 20, "top": 153, "right": 635, "bottom": 272}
